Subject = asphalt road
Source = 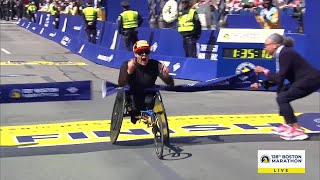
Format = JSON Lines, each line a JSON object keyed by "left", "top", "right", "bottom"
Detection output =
{"left": 0, "top": 20, "right": 319, "bottom": 180}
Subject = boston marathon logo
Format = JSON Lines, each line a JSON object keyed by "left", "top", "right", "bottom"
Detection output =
{"left": 258, "top": 150, "right": 306, "bottom": 174}
{"left": 235, "top": 62, "right": 256, "bottom": 75}
{"left": 10, "top": 89, "right": 22, "bottom": 99}
{"left": 260, "top": 155, "right": 270, "bottom": 163}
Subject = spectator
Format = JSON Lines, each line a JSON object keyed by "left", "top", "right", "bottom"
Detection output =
{"left": 71, "top": 2, "right": 79, "bottom": 15}
{"left": 148, "top": 0, "right": 158, "bottom": 28}
{"left": 96, "top": 1, "right": 105, "bottom": 21}
{"left": 193, "top": 0, "right": 214, "bottom": 29}
{"left": 227, "top": 0, "right": 242, "bottom": 13}
{"left": 38, "top": 0, "right": 51, "bottom": 12}
{"left": 15, "top": 0, "right": 23, "bottom": 19}
{"left": 61, "top": 1, "right": 72, "bottom": 14}
{"left": 162, "top": 0, "right": 179, "bottom": 28}
{"left": 255, "top": 0, "right": 280, "bottom": 29}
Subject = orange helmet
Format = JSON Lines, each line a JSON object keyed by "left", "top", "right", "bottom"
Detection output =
{"left": 133, "top": 40, "right": 150, "bottom": 53}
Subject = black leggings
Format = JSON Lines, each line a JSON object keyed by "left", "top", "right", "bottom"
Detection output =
{"left": 126, "top": 92, "right": 156, "bottom": 116}
{"left": 183, "top": 36, "right": 197, "bottom": 58}
{"left": 85, "top": 25, "right": 97, "bottom": 44}
{"left": 122, "top": 29, "right": 138, "bottom": 51}
{"left": 276, "top": 78, "right": 320, "bottom": 124}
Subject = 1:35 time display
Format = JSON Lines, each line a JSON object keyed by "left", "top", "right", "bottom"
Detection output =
{"left": 223, "top": 48, "right": 273, "bottom": 59}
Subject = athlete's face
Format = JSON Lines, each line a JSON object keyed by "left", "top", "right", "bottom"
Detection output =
{"left": 134, "top": 49, "right": 150, "bottom": 66}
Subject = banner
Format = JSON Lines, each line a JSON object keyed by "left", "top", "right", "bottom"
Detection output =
{"left": 0, "top": 81, "right": 91, "bottom": 104}
{"left": 102, "top": 71, "right": 257, "bottom": 98}
{"left": 217, "top": 28, "right": 285, "bottom": 43}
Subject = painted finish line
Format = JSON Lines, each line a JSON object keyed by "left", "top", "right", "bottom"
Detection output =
{"left": 0, "top": 61, "right": 87, "bottom": 66}
{"left": 0, "top": 113, "right": 319, "bottom": 147}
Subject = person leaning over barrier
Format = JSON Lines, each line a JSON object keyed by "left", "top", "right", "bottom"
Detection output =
{"left": 82, "top": 1, "right": 97, "bottom": 44}
{"left": 117, "top": 1, "right": 143, "bottom": 51}
{"left": 250, "top": 33, "right": 320, "bottom": 141}
{"left": 177, "top": 0, "right": 202, "bottom": 58}
{"left": 118, "top": 40, "right": 175, "bottom": 124}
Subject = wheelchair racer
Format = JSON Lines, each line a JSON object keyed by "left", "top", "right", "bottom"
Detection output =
{"left": 118, "top": 40, "right": 175, "bottom": 124}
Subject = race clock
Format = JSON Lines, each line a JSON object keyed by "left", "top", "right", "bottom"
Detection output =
{"left": 223, "top": 48, "right": 273, "bottom": 59}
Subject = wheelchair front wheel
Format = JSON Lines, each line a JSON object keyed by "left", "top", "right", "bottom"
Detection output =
{"left": 154, "top": 91, "right": 170, "bottom": 144}
{"left": 110, "top": 91, "right": 125, "bottom": 144}
{"left": 153, "top": 116, "right": 164, "bottom": 159}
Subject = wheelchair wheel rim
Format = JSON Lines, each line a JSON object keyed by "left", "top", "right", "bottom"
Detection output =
{"left": 110, "top": 92, "right": 125, "bottom": 144}
{"left": 111, "top": 99, "right": 121, "bottom": 130}
{"left": 153, "top": 117, "right": 164, "bottom": 159}
{"left": 154, "top": 92, "right": 170, "bottom": 144}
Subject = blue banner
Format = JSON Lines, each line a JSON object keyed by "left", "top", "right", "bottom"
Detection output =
{"left": 102, "top": 71, "right": 257, "bottom": 97}
{"left": 0, "top": 81, "right": 91, "bottom": 104}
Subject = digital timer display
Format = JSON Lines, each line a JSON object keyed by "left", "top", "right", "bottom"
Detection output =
{"left": 223, "top": 48, "right": 273, "bottom": 59}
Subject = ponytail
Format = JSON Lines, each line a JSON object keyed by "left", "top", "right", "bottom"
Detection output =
{"left": 283, "top": 37, "right": 294, "bottom": 47}
{"left": 267, "top": 33, "right": 295, "bottom": 47}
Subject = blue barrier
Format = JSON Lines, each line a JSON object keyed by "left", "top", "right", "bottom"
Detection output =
{"left": 17, "top": 11, "right": 314, "bottom": 82}
{"left": 304, "top": 0, "right": 320, "bottom": 70}
{"left": 29, "top": 22, "right": 41, "bottom": 34}
{"left": 18, "top": 13, "right": 221, "bottom": 81}
{"left": 0, "top": 81, "right": 91, "bottom": 104}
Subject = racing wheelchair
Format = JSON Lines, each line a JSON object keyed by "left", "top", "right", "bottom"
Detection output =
{"left": 110, "top": 90, "right": 170, "bottom": 159}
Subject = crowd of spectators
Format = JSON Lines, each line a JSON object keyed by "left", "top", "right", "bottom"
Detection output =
{"left": 1, "top": 0, "right": 305, "bottom": 33}
{"left": 0, "top": 0, "right": 105, "bottom": 22}
{"left": 155, "top": 0, "right": 305, "bottom": 32}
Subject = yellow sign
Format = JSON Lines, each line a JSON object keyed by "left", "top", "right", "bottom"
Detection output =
{"left": 0, "top": 61, "right": 87, "bottom": 66}
{"left": 258, "top": 168, "right": 305, "bottom": 174}
{"left": 0, "top": 113, "right": 316, "bottom": 147}
{"left": 258, "top": 150, "right": 306, "bottom": 174}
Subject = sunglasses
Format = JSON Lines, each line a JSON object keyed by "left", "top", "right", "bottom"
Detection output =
{"left": 136, "top": 50, "right": 150, "bottom": 56}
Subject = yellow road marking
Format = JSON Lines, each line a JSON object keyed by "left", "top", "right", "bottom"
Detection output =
{"left": 0, "top": 61, "right": 87, "bottom": 66}
{"left": 0, "top": 113, "right": 317, "bottom": 147}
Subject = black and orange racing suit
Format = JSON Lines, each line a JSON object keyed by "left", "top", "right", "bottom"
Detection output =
{"left": 118, "top": 59, "right": 174, "bottom": 123}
